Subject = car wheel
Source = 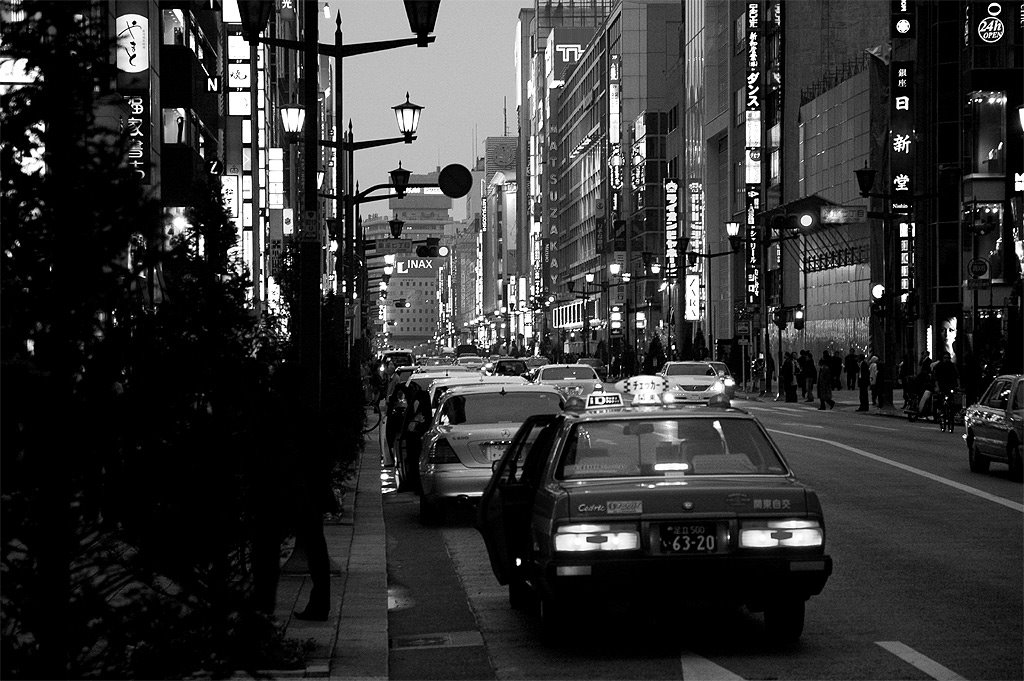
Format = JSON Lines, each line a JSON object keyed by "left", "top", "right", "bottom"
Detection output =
{"left": 968, "top": 436, "right": 990, "bottom": 474}
{"left": 764, "top": 598, "right": 805, "bottom": 643}
{"left": 419, "top": 495, "right": 443, "bottom": 525}
{"left": 508, "top": 578, "right": 534, "bottom": 610}
{"left": 1008, "top": 442, "right": 1023, "bottom": 482}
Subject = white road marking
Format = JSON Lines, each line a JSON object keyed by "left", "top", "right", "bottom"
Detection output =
{"left": 680, "top": 653, "right": 746, "bottom": 680}
{"left": 862, "top": 424, "right": 898, "bottom": 431}
{"left": 748, "top": 406, "right": 805, "bottom": 414}
{"left": 770, "top": 429, "right": 1024, "bottom": 513}
{"left": 876, "top": 641, "right": 967, "bottom": 680}
{"left": 781, "top": 422, "right": 824, "bottom": 429}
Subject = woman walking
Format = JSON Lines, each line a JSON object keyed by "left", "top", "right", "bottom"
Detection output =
{"left": 817, "top": 354, "right": 835, "bottom": 410}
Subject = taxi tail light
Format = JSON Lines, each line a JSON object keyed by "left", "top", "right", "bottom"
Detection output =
{"left": 739, "top": 519, "right": 823, "bottom": 548}
{"left": 426, "top": 438, "right": 460, "bottom": 464}
{"left": 553, "top": 523, "right": 640, "bottom": 552}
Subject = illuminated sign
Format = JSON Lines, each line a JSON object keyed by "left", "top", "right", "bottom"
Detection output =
{"left": 890, "top": 0, "right": 915, "bottom": 38}
{"left": 664, "top": 179, "right": 680, "bottom": 278}
{"left": 116, "top": 14, "right": 149, "bottom": 73}
{"left": 744, "top": 2, "right": 762, "bottom": 309}
{"left": 977, "top": 2, "right": 1005, "bottom": 43}
{"left": 890, "top": 58, "right": 916, "bottom": 296}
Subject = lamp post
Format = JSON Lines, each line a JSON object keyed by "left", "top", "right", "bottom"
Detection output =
{"left": 240, "top": 0, "right": 438, "bottom": 411}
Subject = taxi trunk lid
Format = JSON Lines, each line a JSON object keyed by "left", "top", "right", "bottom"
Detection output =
{"left": 562, "top": 477, "right": 810, "bottom": 518}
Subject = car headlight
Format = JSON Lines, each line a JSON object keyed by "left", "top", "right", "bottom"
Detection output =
{"left": 709, "top": 381, "right": 725, "bottom": 393}
{"left": 554, "top": 523, "right": 640, "bottom": 552}
{"left": 723, "top": 377, "right": 736, "bottom": 387}
{"left": 739, "top": 519, "right": 823, "bottom": 548}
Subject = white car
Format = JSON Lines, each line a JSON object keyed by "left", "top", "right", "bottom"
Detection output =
{"left": 418, "top": 384, "right": 564, "bottom": 523}
{"left": 532, "top": 364, "right": 603, "bottom": 399}
{"left": 427, "top": 374, "right": 531, "bottom": 411}
{"left": 456, "top": 355, "right": 486, "bottom": 369}
{"left": 658, "top": 361, "right": 727, "bottom": 403}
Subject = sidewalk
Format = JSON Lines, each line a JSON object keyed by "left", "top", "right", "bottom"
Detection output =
{"left": 732, "top": 387, "right": 905, "bottom": 418}
{"left": 261, "top": 407, "right": 389, "bottom": 680}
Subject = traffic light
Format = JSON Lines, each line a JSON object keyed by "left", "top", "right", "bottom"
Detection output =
{"left": 394, "top": 298, "right": 410, "bottom": 308}
{"left": 793, "top": 307, "right": 805, "bottom": 330}
{"left": 770, "top": 208, "right": 819, "bottom": 232}
{"left": 773, "top": 308, "right": 787, "bottom": 329}
{"left": 416, "top": 237, "right": 450, "bottom": 257}
{"left": 870, "top": 283, "right": 887, "bottom": 317}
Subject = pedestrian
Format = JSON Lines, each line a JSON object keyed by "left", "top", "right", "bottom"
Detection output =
{"left": 844, "top": 348, "right": 859, "bottom": 390}
{"left": 857, "top": 354, "right": 870, "bottom": 411}
{"left": 782, "top": 352, "right": 799, "bottom": 402}
{"left": 751, "top": 353, "right": 765, "bottom": 394}
{"left": 830, "top": 350, "right": 843, "bottom": 390}
{"left": 764, "top": 352, "right": 776, "bottom": 399}
{"left": 251, "top": 363, "right": 333, "bottom": 621}
{"left": 868, "top": 355, "right": 880, "bottom": 406}
{"left": 897, "top": 353, "right": 916, "bottom": 408}
{"left": 817, "top": 354, "right": 835, "bottom": 410}
{"left": 799, "top": 350, "right": 816, "bottom": 402}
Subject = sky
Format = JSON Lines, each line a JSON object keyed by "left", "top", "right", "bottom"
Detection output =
{"left": 321, "top": 0, "right": 530, "bottom": 221}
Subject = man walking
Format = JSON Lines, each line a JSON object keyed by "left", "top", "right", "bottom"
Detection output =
{"left": 857, "top": 354, "right": 870, "bottom": 411}
{"left": 844, "top": 348, "right": 859, "bottom": 390}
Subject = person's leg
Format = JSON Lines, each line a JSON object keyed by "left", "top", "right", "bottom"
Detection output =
{"left": 294, "top": 503, "right": 331, "bottom": 620}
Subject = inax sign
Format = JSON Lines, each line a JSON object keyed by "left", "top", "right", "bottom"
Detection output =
{"left": 394, "top": 257, "right": 437, "bottom": 277}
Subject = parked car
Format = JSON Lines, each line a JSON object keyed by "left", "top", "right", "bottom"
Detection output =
{"left": 387, "top": 368, "right": 479, "bottom": 492}
{"left": 531, "top": 364, "right": 603, "bottom": 399}
{"left": 427, "top": 374, "right": 531, "bottom": 411}
{"left": 418, "top": 383, "right": 564, "bottom": 523}
{"left": 964, "top": 374, "right": 1023, "bottom": 481}
{"left": 476, "top": 382, "right": 833, "bottom": 643}
{"left": 658, "top": 361, "right": 728, "bottom": 403}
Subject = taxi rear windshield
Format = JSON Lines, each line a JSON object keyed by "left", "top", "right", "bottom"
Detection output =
{"left": 540, "top": 367, "right": 598, "bottom": 380}
{"left": 556, "top": 418, "right": 787, "bottom": 479}
{"left": 437, "top": 392, "right": 563, "bottom": 426}
{"left": 665, "top": 364, "right": 716, "bottom": 376}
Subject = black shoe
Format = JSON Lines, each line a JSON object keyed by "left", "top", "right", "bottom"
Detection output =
{"left": 829, "top": 401, "right": 836, "bottom": 409}
{"left": 856, "top": 407, "right": 868, "bottom": 411}
{"left": 817, "top": 405, "right": 826, "bottom": 410}
{"left": 294, "top": 605, "right": 330, "bottom": 621}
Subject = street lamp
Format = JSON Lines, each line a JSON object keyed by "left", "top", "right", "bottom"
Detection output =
{"left": 393, "top": 93, "right": 423, "bottom": 143}
{"left": 388, "top": 218, "right": 405, "bottom": 239}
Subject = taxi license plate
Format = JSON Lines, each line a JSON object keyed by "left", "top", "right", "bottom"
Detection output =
{"left": 485, "top": 445, "right": 506, "bottom": 462}
{"left": 659, "top": 523, "right": 719, "bottom": 554}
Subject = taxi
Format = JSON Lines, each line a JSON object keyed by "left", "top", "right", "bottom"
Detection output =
{"left": 476, "top": 376, "right": 833, "bottom": 643}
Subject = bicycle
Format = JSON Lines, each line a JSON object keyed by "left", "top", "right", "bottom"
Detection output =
{"left": 935, "top": 389, "right": 957, "bottom": 433}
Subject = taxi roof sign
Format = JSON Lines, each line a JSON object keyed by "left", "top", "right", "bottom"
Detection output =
{"left": 615, "top": 375, "right": 668, "bottom": 394}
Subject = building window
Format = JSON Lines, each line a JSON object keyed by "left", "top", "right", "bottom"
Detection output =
{"left": 735, "top": 88, "right": 744, "bottom": 127}
{"left": 965, "top": 91, "right": 1006, "bottom": 175}
{"left": 734, "top": 13, "right": 746, "bottom": 55}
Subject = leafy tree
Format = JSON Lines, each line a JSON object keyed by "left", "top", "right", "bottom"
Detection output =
{"left": 0, "top": 5, "right": 335, "bottom": 678}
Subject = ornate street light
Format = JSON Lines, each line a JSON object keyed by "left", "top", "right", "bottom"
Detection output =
{"left": 726, "top": 220, "right": 742, "bottom": 251}
{"left": 393, "top": 93, "right": 423, "bottom": 143}
{"left": 403, "top": 0, "right": 440, "bottom": 47}
{"left": 389, "top": 162, "right": 411, "bottom": 198}
{"left": 388, "top": 217, "right": 405, "bottom": 239}
{"left": 280, "top": 103, "right": 305, "bottom": 140}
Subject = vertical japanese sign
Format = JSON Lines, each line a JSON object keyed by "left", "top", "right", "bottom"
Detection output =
{"left": 890, "top": 60, "right": 915, "bottom": 299}
{"left": 687, "top": 181, "right": 705, "bottom": 322}
{"left": 745, "top": 2, "right": 763, "bottom": 308}
{"left": 664, "top": 179, "right": 680, "bottom": 279}
{"left": 116, "top": 7, "right": 151, "bottom": 184}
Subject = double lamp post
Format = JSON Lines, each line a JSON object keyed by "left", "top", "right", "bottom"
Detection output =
{"left": 238, "top": 0, "right": 438, "bottom": 412}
